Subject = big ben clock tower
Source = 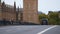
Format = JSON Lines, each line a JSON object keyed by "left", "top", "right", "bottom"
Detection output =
{"left": 23, "top": 0, "right": 39, "bottom": 24}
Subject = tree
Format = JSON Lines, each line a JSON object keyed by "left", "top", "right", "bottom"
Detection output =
{"left": 39, "top": 14, "right": 48, "bottom": 19}
{"left": 48, "top": 12, "right": 60, "bottom": 25}
{"left": 39, "top": 14, "right": 48, "bottom": 24}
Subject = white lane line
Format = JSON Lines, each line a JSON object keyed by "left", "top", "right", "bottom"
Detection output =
{"left": 37, "top": 25, "right": 57, "bottom": 34}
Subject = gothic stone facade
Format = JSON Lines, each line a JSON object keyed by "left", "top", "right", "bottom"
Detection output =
{"left": 0, "top": 0, "right": 39, "bottom": 24}
{"left": 23, "top": 0, "right": 39, "bottom": 24}
{"left": 0, "top": 2, "right": 22, "bottom": 21}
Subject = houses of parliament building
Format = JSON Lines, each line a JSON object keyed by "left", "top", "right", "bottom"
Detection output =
{"left": 0, "top": 0, "right": 40, "bottom": 25}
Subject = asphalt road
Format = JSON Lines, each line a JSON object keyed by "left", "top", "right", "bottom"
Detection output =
{"left": 0, "top": 25, "right": 59, "bottom": 34}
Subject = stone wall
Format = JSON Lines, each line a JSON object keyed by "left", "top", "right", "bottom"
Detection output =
{"left": 23, "top": 0, "right": 39, "bottom": 24}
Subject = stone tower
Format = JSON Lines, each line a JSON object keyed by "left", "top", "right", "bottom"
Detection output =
{"left": 14, "top": 2, "right": 16, "bottom": 12}
{"left": 23, "top": 0, "right": 39, "bottom": 24}
{"left": 1, "top": 1, "right": 6, "bottom": 20}
{"left": 14, "top": 2, "right": 16, "bottom": 21}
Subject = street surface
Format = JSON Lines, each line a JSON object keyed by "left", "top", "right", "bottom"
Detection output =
{"left": 0, "top": 25, "right": 59, "bottom": 34}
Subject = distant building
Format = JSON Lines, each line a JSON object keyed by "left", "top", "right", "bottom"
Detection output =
{"left": 0, "top": 0, "right": 40, "bottom": 24}
{"left": 0, "top": 1, "right": 23, "bottom": 22}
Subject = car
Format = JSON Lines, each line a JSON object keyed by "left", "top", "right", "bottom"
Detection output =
{"left": 41, "top": 18, "right": 48, "bottom": 25}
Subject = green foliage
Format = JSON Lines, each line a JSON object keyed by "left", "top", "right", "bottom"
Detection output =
{"left": 39, "top": 14, "right": 48, "bottom": 24}
{"left": 39, "top": 14, "right": 48, "bottom": 20}
{"left": 48, "top": 19, "right": 58, "bottom": 25}
{"left": 48, "top": 12, "right": 60, "bottom": 25}
{"left": 39, "top": 12, "right": 60, "bottom": 25}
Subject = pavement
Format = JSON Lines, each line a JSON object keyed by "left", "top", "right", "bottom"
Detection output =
{"left": 0, "top": 25, "right": 59, "bottom": 34}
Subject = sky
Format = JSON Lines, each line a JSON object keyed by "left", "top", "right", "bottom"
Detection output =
{"left": 1, "top": 0, "right": 60, "bottom": 14}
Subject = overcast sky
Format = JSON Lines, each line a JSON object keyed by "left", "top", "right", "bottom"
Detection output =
{"left": 1, "top": 0, "right": 60, "bottom": 14}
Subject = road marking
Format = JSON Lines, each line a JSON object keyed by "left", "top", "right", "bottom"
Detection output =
{"left": 37, "top": 25, "right": 57, "bottom": 34}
